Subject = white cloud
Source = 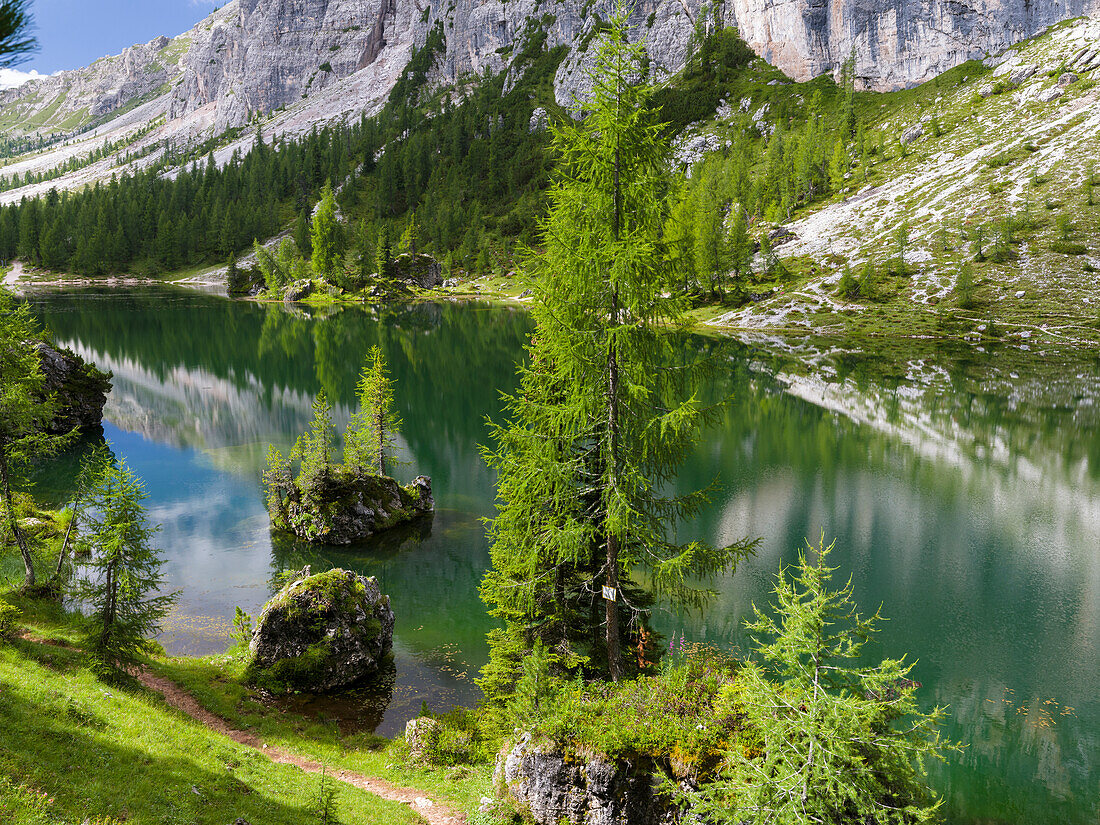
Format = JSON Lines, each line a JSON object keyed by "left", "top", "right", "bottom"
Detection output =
{"left": 0, "top": 68, "right": 48, "bottom": 90}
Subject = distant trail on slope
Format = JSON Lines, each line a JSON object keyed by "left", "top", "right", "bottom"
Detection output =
{"left": 133, "top": 669, "right": 468, "bottom": 825}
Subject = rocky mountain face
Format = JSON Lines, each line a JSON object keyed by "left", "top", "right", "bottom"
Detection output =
{"left": 730, "top": 0, "right": 1100, "bottom": 89}
{"left": 0, "top": 0, "right": 1095, "bottom": 201}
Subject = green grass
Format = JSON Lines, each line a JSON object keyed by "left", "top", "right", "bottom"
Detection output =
{"left": 0, "top": 597, "right": 427, "bottom": 825}
{"left": 158, "top": 649, "right": 497, "bottom": 816}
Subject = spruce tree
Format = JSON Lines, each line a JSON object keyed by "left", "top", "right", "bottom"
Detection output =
{"left": 0, "top": 1, "right": 35, "bottom": 68}
{"left": 374, "top": 224, "right": 391, "bottom": 278}
{"left": 480, "top": 11, "right": 753, "bottom": 689}
{"left": 74, "top": 457, "right": 177, "bottom": 671}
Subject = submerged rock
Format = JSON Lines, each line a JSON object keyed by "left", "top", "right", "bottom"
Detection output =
{"left": 496, "top": 734, "right": 684, "bottom": 825}
{"left": 33, "top": 341, "right": 111, "bottom": 434}
{"left": 275, "top": 467, "right": 434, "bottom": 546}
{"left": 248, "top": 567, "right": 395, "bottom": 692}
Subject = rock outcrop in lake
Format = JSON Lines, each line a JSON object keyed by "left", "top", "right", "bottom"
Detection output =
{"left": 496, "top": 733, "right": 685, "bottom": 825}
{"left": 273, "top": 468, "right": 433, "bottom": 545}
{"left": 33, "top": 341, "right": 112, "bottom": 434}
{"left": 248, "top": 566, "right": 395, "bottom": 691}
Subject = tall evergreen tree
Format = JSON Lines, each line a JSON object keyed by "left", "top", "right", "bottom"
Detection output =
{"left": 74, "top": 457, "right": 177, "bottom": 670}
{"left": 310, "top": 181, "right": 343, "bottom": 281}
{"left": 481, "top": 11, "right": 753, "bottom": 690}
{"left": 345, "top": 346, "right": 401, "bottom": 477}
{"left": 0, "top": 290, "right": 70, "bottom": 588}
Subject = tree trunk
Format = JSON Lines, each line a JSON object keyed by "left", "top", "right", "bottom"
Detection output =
{"left": 605, "top": 137, "right": 624, "bottom": 683}
{"left": 99, "top": 555, "right": 117, "bottom": 658}
{"left": 53, "top": 501, "right": 78, "bottom": 581}
{"left": 0, "top": 442, "right": 34, "bottom": 588}
{"left": 376, "top": 411, "right": 386, "bottom": 477}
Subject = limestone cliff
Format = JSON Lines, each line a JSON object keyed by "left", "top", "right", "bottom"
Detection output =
{"left": 728, "top": 0, "right": 1100, "bottom": 89}
{"left": 0, "top": 0, "right": 1095, "bottom": 200}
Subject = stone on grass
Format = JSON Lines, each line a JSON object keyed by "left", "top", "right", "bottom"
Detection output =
{"left": 283, "top": 279, "right": 314, "bottom": 302}
{"left": 901, "top": 122, "right": 924, "bottom": 144}
{"left": 406, "top": 717, "right": 443, "bottom": 763}
{"left": 496, "top": 733, "right": 683, "bottom": 825}
{"left": 248, "top": 568, "right": 394, "bottom": 692}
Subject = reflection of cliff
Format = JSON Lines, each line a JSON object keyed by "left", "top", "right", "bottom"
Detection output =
{"left": 36, "top": 289, "right": 530, "bottom": 500}
{"left": 657, "top": 338, "right": 1100, "bottom": 825}
{"left": 57, "top": 342, "right": 321, "bottom": 456}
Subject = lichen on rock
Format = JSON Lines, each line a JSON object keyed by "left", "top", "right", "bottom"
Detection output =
{"left": 496, "top": 733, "right": 685, "bottom": 825}
{"left": 247, "top": 566, "right": 395, "bottom": 692}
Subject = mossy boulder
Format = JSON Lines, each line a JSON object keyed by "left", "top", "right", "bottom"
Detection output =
{"left": 279, "top": 468, "right": 433, "bottom": 546}
{"left": 33, "top": 341, "right": 111, "bottom": 434}
{"left": 247, "top": 567, "right": 395, "bottom": 692}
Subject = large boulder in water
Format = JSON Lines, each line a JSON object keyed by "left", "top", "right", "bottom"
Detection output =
{"left": 248, "top": 567, "right": 395, "bottom": 692}
{"left": 33, "top": 341, "right": 111, "bottom": 434}
{"left": 276, "top": 468, "right": 434, "bottom": 546}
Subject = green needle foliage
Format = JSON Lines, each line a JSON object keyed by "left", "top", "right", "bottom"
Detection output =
{"left": 480, "top": 8, "right": 754, "bottom": 694}
{"left": 346, "top": 346, "right": 401, "bottom": 477}
{"left": 0, "top": 289, "right": 70, "bottom": 588}
{"left": 0, "top": 0, "right": 34, "bottom": 68}
{"left": 679, "top": 539, "right": 952, "bottom": 824}
{"left": 311, "top": 181, "right": 344, "bottom": 281}
{"left": 74, "top": 456, "right": 177, "bottom": 672}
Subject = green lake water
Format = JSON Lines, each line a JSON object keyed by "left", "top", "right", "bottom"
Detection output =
{"left": 25, "top": 286, "right": 1100, "bottom": 824}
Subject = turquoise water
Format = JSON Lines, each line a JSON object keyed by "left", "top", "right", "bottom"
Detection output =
{"left": 27, "top": 286, "right": 1100, "bottom": 824}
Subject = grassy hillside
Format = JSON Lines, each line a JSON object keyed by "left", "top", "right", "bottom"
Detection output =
{"left": 0, "top": 596, "right": 427, "bottom": 824}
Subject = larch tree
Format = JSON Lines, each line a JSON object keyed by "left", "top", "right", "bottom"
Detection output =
{"left": 0, "top": 289, "right": 70, "bottom": 588}
{"left": 679, "top": 540, "right": 952, "bottom": 824}
{"left": 310, "top": 181, "right": 343, "bottom": 281}
{"left": 345, "top": 346, "right": 401, "bottom": 477}
{"left": 74, "top": 457, "right": 177, "bottom": 670}
{"left": 480, "top": 9, "right": 754, "bottom": 690}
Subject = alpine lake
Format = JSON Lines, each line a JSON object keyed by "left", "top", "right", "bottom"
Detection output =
{"left": 24, "top": 285, "right": 1100, "bottom": 825}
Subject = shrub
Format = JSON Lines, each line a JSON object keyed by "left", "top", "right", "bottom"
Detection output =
{"left": 0, "top": 602, "right": 20, "bottom": 640}
{"left": 836, "top": 264, "right": 860, "bottom": 300}
{"left": 1050, "top": 240, "right": 1088, "bottom": 255}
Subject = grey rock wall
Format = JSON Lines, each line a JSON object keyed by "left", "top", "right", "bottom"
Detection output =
{"left": 728, "top": 0, "right": 1100, "bottom": 88}
{"left": 1, "top": 0, "right": 1097, "bottom": 145}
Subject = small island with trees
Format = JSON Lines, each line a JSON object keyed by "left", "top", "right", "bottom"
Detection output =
{"left": 263, "top": 346, "right": 433, "bottom": 545}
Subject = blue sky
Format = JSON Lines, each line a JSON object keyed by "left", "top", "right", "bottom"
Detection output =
{"left": 5, "top": 0, "right": 217, "bottom": 83}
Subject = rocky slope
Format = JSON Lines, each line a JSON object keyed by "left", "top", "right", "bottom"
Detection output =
{"left": 711, "top": 16, "right": 1100, "bottom": 348}
{"left": 0, "top": 0, "right": 1096, "bottom": 207}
